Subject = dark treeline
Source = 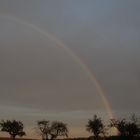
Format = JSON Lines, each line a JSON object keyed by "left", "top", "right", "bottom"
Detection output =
{"left": 0, "top": 114, "right": 139, "bottom": 140}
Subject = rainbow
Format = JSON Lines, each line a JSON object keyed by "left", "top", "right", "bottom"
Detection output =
{"left": 0, "top": 14, "right": 114, "bottom": 119}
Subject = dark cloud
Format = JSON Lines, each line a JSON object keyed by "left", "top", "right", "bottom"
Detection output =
{"left": 0, "top": 0, "right": 140, "bottom": 137}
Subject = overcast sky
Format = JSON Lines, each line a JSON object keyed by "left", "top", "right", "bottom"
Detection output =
{"left": 0, "top": 0, "right": 140, "bottom": 138}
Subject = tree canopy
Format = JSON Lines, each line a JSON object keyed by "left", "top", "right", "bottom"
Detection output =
{"left": 110, "top": 114, "right": 140, "bottom": 139}
{"left": 86, "top": 115, "right": 104, "bottom": 140}
{"left": 37, "top": 120, "right": 68, "bottom": 140}
{"left": 0, "top": 120, "right": 26, "bottom": 139}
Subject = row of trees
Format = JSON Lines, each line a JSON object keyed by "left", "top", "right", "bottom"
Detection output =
{"left": 86, "top": 114, "right": 140, "bottom": 140}
{"left": 0, "top": 120, "right": 68, "bottom": 140}
{"left": 0, "top": 114, "right": 139, "bottom": 140}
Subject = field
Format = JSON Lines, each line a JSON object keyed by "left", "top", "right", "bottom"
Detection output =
{"left": 0, "top": 136, "right": 140, "bottom": 140}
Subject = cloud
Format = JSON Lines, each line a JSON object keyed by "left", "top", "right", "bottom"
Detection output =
{"left": 0, "top": 0, "right": 140, "bottom": 137}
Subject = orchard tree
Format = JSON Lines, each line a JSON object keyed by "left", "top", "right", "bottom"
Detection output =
{"left": 126, "top": 114, "right": 140, "bottom": 139}
{"left": 37, "top": 120, "right": 50, "bottom": 140}
{"left": 110, "top": 114, "right": 140, "bottom": 139}
{"left": 110, "top": 119, "right": 127, "bottom": 136}
{"left": 0, "top": 120, "right": 26, "bottom": 140}
{"left": 37, "top": 120, "right": 68, "bottom": 140}
{"left": 86, "top": 115, "right": 104, "bottom": 140}
{"left": 50, "top": 121, "right": 68, "bottom": 140}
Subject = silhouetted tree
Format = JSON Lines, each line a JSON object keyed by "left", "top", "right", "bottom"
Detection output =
{"left": 86, "top": 115, "right": 104, "bottom": 140}
{"left": 50, "top": 121, "right": 68, "bottom": 140}
{"left": 37, "top": 120, "right": 68, "bottom": 140}
{"left": 110, "top": 114, "right": 140, "bottom": 140}
{"left": 37, "top": 120, "right": 50, "bottom": 140}
{"left": 0, "top": 120, "right": 26, "bottom": 140}
{"left": 110, "top": 119, "right": 127, "bottom": 137}
{"left": 126, "top": 114, "right": 140, "bottom": 139}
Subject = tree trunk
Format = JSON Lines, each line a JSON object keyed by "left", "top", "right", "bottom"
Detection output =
{"left": 11, "top": 135, "right": 16, "bottom": 140}
{"left": 95, "top": 135, "right": 98, "bottom": 140}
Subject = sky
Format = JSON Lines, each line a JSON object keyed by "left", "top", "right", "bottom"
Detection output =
{"left": 0, "top": 0, "right": 140, "bottom": 138}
